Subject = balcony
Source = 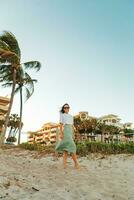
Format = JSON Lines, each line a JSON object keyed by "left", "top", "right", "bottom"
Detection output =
{"left": 0, "top": 96, "right": 10, "bottom": 105}
{"left": 0, "top": 105, "right": 8, "bottom": 113}
{"left": 0, "top": 116, "right": 5, "bottom": 121}
{"left": 50, "top": 132, "right": 56, "bottom": 137}
{"left": 28, "top": 138, "right": 34, "bottom": 141}
{"left": 50, "top": 138, "right": 56, "bottom": 142}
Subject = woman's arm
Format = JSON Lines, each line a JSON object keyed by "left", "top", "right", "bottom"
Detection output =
{"left": 72, "top": 125, "right": 76, "bottom": 140}
{"left": 73, "top": 125, "right": 77, "bottom": 133}
{"left": 60, "top": 123, "right": 64, "bottom": 139}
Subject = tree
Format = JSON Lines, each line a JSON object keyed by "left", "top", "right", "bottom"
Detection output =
{"left": 0, "top": 31, "right": 41, "bottom": 144}
{"left": 7, "top": 114, "right": 22, "bottom": 139}
{"left": 96, "top": 122, "right": 108, "bottom": 142}
{"left": 0, "top": 118, "right": 4, "bottom": 134}
{"left": 0, "top": 31, "right": 20, "bottom": 144}
{"left": 15, "top": 69, "right": 37, "bottom": 144}
{"left": 2, "top": 67, "right": 38, "bottom": 144}
{"left": 96, "top": 122, "right": 120, "bottom": 143}
{"left": 74, "top": 116, "right": 97, "bottom": 141}
{"left": 8, "top": 115, "right": 15, "bottom": 138}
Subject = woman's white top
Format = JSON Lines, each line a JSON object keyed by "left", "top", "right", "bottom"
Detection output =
{"left": 59, "top": 113, "right": 74, "bottom": 125}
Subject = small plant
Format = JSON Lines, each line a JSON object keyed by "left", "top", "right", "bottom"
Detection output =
{"left": 6, "top": 136, "right": 17, "bottom": 143}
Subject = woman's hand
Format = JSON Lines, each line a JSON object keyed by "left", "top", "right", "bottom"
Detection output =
{"left": 60, "top": 132, "right": 63, "bottom": 140}
{"left": 73, "top": 126, "right": 76, "bottom": 132}
{"left": 59, "top": 124, "right": 63, "bottom": 140}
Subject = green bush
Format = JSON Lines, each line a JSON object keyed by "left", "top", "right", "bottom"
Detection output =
{"left": 19, "top": 141, "right": 134, "bottom": 156}
{"left": 76, "top": 142, "right": 88, "bottom": 156}
{"left": 19, "top": 142, "right": 41, "bottom": 151}
{"left": 76, "top": 141, "right": 134, "bottom": 156}
{"left": 19, "top": 142, "right": 55, "bottom": 153}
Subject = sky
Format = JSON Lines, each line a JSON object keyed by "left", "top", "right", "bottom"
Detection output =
{"left": 0, "top": 0, "right": 134, "bottom": 132}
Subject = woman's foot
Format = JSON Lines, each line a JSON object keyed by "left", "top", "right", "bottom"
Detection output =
{"left": 74, "top": 163, "right": 80, "bottom": 169}
{"left": 63, "top": 165, "right": 67, "bottom": 169}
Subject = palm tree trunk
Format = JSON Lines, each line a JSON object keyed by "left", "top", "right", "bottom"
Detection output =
{"left": 0, "top": 68, "right": 17, "bottom": 145}
{"left": 8, "top": 127, "right": 13, "bottom": 138}
{"left": 18, "top": 86, "right": 23, "bottom": 145}
{"left": 14, "top": 128, "right": 19, "bottom": 137}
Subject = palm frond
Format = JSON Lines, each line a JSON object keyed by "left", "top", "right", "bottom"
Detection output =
{"left": 23, "top": 72, "right": 35, "bottom": 100}
{"left": 24, "top": 86, "right": 31, "bottom": 101}
{"left": 24, "top": 72, "right": 37, "bottom": 83}
{"left": 0, "top": 40, "right": 10, "bottom": 51}
{"left": 25, "top": 78, "right": 37, "bottom": 83}
{"left": 0, "top": 49, "right": 19, "bottom": 64}
{"left": 0, "top": 67, "right": 13, "bottom": 80}
{"left": 1, "top": 82, "right": 13, "bottom": 88}
{"left": 0, "top": 64, "right": 11, "bottom": 71}
{"left": 16, "top": 67, "right": 24, "bottom": 84}
{"left": 0, "top": 72, "right": 13, "bottom": 82}
{"left": 15, "top": 85, "right": 21, "bottom": 94}
{"left": 23, "top": 61, "right": 41, "bottom": 71}
{"left": 0, "top": 31, "right": 21, "bottom": 58}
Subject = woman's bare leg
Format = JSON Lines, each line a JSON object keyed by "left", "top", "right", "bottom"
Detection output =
{"left": 63, "top": 151, "right": 68, "bottom": 169}
{"left": 72, "top": 153, "right": 79, "bottom": 169}
{"left": 53, "top": 151, "right": 59, "bottom": 160}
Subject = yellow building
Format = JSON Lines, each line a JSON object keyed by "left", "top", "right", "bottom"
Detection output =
{"left": 28, "top": 122, "right": 60, "bottom": 145}
{"left": 0, "top": 96, "right": 10, "bottom": 132}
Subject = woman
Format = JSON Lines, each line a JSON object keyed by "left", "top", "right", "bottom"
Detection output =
{"left": 55, "top": 103, "right": 79, "bottom": 169}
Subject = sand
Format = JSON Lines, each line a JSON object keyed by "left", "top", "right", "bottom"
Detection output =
{"left": 0, "top": 147, "right": 133, "bottom": 200}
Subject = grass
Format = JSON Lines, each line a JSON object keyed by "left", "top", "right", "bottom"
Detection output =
{"left": 19, "top": 141, "right": 134, "bottom": 156}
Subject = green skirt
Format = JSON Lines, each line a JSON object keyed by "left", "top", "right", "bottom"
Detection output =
{"left": 55, "top": 124, "right": 76, "bottom": 153}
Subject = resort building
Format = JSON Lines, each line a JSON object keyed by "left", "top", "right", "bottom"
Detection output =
{"left": 0, "top": 96, "right": 10, "bottom": 133}
{"left": 123, "top": 123, "right": 133, "bottom": 129}
{"left": 28, "top": 122, "right": 60, "bottom": 145}
{"left": 98, "top": 114, "right": 122, "bottom": 127}
{"left": 27, "top": 131, "right": 37, "bottom": 144}
{"left": 75, "top": 112, "right": 133, "bottom": 130}
{"left": 28, "top": 111, "right": 134, "bottom": 145}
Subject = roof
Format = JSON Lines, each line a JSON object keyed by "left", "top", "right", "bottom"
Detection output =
{"left": 124, "top": 122, "right": 133, "bottom": 126}
{"left": 99, "top": 114, "right": 121, "bottom": 120}
{"left": 79, "top": 111, "right": 89, "bottom": 114}
{"left": 42, "top": 122, "right": 58, "bottom": 127}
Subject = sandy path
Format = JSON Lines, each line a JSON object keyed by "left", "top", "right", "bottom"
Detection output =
{"left": 0, "top": 148, "right": 133, "bottom": 200}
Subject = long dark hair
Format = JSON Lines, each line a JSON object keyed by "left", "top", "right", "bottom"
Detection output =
{"left": 60, "top": 103, "right": 70, "bottom": 113}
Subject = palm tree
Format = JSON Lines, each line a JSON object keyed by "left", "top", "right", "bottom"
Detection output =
{"left": 0, "top": 118, "right": 4, "bottom": 134}
{"left": 8, "top": 115, "right": 15, "bottom": 138}
{"left": 15, "top": 69, "right": 37, "bottom": 144}
{"left": 0, "top": 31, "right": 20, "bottom": 144}
{"left": 7, "top": 114, "right": 21, "bottom": 138}
{"left": 3, "top": 68, "right": 38, "bottom": 144}
{"left": 0, "top": 31, "right": 41, "bottom": 144}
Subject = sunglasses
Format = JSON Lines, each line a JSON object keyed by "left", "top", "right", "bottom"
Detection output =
{"left": 64, "top": 107, "right": 70, "bottom": 109}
